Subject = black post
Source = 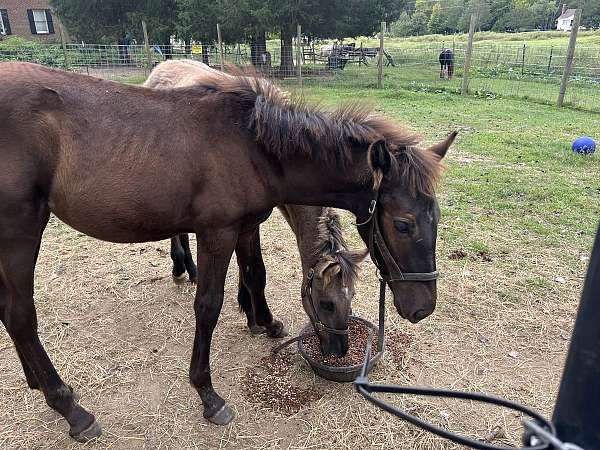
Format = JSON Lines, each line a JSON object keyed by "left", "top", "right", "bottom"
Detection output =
{"left": 552, "top": 222, "right": 600, "bottom": 448}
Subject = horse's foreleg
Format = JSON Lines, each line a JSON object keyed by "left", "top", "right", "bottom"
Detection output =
{"left": 236, "top": 228, "right": 287, "bottom": 338}
{"left": 0, "top": 206, "right": 100, "bottom": 442}
{"left": 189, "top": 228, "right": 237, "bottom": 425}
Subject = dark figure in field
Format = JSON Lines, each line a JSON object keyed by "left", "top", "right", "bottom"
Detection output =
{"left": 439, "top": 49, "right": 454, "bottom": 79}
{"left": 0, "top": 61, "right": 454, "bottom": 441}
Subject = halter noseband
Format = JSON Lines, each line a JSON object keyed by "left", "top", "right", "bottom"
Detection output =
{"left": 362, "top": 191, "right": 439, "bottom": 283}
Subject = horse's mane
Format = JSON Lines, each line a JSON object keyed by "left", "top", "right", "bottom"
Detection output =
{"left": 314, "top": 208, "right": 361, "bottom": 287}
{"left": 186, "top": 73, "right": 443, "bottom": 197}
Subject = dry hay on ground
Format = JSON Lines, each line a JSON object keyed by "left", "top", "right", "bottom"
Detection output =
{"left": 0, "top": 206, "right": 584, "bottom": 449}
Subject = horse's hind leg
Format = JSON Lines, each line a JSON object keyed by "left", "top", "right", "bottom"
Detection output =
{"left": 171, "top": 234, "right": 198, "bottom": 283}
{"left": 236, "top": 271, "right": 265, "bottom": 334}
{"left": 235, "top": 228, "right": 287, "bottom": 338}
{"left": 0, "top": 206, "right": 100, "bottom": 442}
{"left": 170, "top": 235, "right": 188, "bottom": 283}
{"left": 0, "top": 250, "right": 40, "bottom": 391}
{"left": 178, "top": 234, "right": 198, "bottom": 282}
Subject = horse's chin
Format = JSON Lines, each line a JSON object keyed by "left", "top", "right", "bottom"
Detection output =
{"left": 390, "top": 281, "right": 437, "bottom": 324}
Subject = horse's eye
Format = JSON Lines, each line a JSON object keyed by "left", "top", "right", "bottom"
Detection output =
{"left": 394, "top": 220, "right": 410, "bottom": 234}
{"left": 320, "top": 301, "right": 335, "bottom": 312}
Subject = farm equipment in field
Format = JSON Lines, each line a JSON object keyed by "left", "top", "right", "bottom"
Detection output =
{"left": 356, "top": 222, "right": 600, "bottom": 449}
{"left": 321, "top": 43, "right": 385, "bottom": 70}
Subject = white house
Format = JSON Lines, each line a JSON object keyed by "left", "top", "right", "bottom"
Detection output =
{"left": 556, "top": 8, "right": 576, "bottom": 31}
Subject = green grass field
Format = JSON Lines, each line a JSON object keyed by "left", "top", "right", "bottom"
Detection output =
{"left": 299, "top": 64, "right": 600, "bottom": 112}
{"left": 273, "top": 30, "right": 600, "bottom": 112}
{"left": 313, "top": 30, "right": 600, "bottom": 50}
{"left": 283, "top": 78, "right": 600, "bottom": 252}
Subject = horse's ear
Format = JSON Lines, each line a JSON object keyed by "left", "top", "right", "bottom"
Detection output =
{"left": 367, "top": 140, "right": 392, "bottom": 190}
{"left": 315, "top": 259, "right": 341, "bottom": 287}
{"left": 427, "top": 131, "right": 457, "bottom": 159}
{"left": 339, "top": 248, "right": 369, "bottom": 266}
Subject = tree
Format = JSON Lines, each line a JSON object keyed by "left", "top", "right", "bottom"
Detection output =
{"left": 51, "top": 0, "right": 178, "bottom": 45}
{"left": 428, "top": 3, "right": 445, "bottom": 34}
{"left": 50, "top": 0, "right": 135, "bottom": 43}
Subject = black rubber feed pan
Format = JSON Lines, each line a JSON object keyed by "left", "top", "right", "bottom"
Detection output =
{"left": 297, "top": 315, "right": 384, "bottom": 383}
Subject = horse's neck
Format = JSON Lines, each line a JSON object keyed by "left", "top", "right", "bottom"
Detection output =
{"left": 276, "top": 155, "right": 373, "bottom": 221}
{"left": 278, "top": 205, "right": 328, "bottom": 273}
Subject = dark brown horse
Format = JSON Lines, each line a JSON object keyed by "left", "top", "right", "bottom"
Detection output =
{"left": 146, "top": 60, "right": 366, "bottom": 354}
{"left": 0, "top": 61, "right": 454, "bottom": 441}
{"left": 439, "top": 49, "right": 454, "bottom": 79}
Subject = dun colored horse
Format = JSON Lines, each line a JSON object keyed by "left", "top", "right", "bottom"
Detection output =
{"left": 146, "top": 60, "right": 365, "bottom": 355}
{"left": 0, "top": 61, "right": 455, "bottom": 440}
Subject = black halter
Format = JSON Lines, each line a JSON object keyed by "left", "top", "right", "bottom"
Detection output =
{"left": 361, "top": 193, "right": 439, "bottom": 283}
{"left": 302, "top": 266, "right": 349, "bottom": 336}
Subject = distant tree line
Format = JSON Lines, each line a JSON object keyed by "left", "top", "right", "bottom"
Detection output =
{"left": 390, "top": 0, "right": 600, "bottom": 36}
{"left": 50, "top": 0, "right": 408, "bottom": 71}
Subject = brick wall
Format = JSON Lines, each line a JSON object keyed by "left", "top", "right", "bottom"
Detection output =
{"left": 0, "top": 0, "right": 65, "bottom": 41}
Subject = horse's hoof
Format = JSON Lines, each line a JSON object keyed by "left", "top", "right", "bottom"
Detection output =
{"left": 205, "top": 404, "right": 235, "bottom": 426}
{"left": 172, "top": 273, "right": 187, "bottom": 284}
{"left": 70, "top": 419, "right": 102, "bottom": 443}
{"left": 249, "top": 325, "right": 266, "bottom": 335}
{"left": 266, "top": 321, "right": 288, "bottom": 339}
{"left": 188, "top": 269, "right": 198, "bottom": 284}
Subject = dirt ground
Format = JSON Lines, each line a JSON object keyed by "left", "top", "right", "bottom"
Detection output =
{"left": 0, "top": 197, "right": 586, "bottom": 449}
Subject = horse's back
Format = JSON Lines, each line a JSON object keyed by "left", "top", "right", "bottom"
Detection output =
{"left": 145, "top": 59, "right": 222, "bottom": 89}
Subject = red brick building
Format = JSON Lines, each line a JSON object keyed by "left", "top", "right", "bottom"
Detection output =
{"left": 0, "top": 0, "right": 64, "bottom": 41}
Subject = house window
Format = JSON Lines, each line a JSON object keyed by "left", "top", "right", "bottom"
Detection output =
{"left": 0, "top": 9, "right": 8, "bottom": 35}
{"left": 27, "top": 9, "right": 54, "bottom": 35}
{"left": 32, "top": 9, "right": 49, "bottom": 34}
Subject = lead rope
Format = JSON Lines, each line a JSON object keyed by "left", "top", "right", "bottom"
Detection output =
{"left": 355, "top": 329, "right": 585, "bottom": 450}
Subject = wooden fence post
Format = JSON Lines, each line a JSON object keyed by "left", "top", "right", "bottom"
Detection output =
{"left": 142, "top": 21, "right": 152, "bottom": 75}
{"left": 461, "top": 11, "right": 477, "bottom": 95}
{"left": 216, "top": 23, "right": 224, "bottom": 71}
{"left": 377, "top": 21, "right": 385, "bottom": 89}
{"left": 297, "top": 24, "right": 302, "bottom": 88}
{"left": 557, "top": 9, "right": 581, "bottom": 107}
{"left": 57, "top": 20, "right": 69, "bottom": 69}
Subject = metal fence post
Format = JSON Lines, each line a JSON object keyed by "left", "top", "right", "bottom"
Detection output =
{"left": 297, "top": 24, "right": 302, "bottom": 88}
{"left": 521, "top": 43, "right": 526, "bottom": 75}
{"left": 557, "top": 9, "right": 581, "bottom": 107}
{"left": 217, "top": 23, "right": 224, "bottom": 71}
{"left": 547, "top": 46, "right": 553, "bottom": 74}
{"left": 142, "top": 21, "right": 152, "bottom": 75}
{"left": 461, "top": 11, "right": 477, "bottom": 95}
{"left": 377, "top": 21, "right": 385, "bottom": 89}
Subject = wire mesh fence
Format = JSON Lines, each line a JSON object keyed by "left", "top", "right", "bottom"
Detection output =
{"left": 1, "top": 34, "right": 598, "bottom": 112}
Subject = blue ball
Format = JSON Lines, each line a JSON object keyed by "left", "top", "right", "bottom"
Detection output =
{"left": 572, "top": 136, "right": 596, "bottom": 154}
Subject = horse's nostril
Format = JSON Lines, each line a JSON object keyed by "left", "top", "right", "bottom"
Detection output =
{"left": 411, "top": 309, "right": 431, "bottom": 323}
